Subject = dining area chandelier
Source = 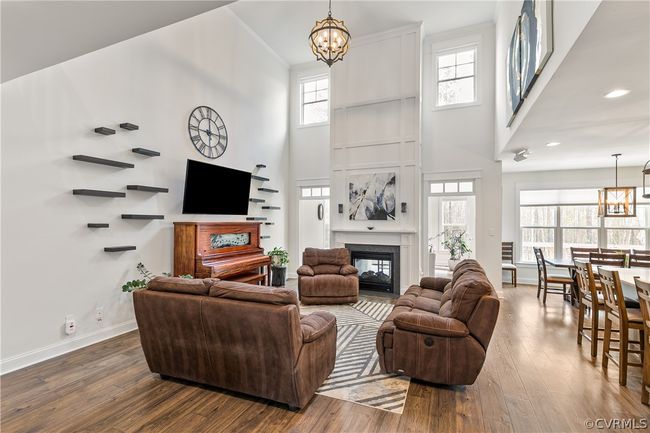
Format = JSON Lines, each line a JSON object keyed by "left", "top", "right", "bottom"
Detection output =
{"left": 598, "top": 153, "right": 637, "bottom": 218}
{"left": 309, "top": 0, "right": 351, "bottom": 66}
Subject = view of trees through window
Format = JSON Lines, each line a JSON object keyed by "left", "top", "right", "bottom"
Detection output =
{"left": 519, "top": 190, "right": 650, "bottom": 262}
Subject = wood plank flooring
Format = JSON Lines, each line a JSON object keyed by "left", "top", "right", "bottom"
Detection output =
{"left": 2, "top": 285, "right": 649, "bottom": 432}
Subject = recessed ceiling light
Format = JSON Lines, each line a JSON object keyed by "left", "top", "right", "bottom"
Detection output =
{"left": 605, "top": 89, "right": 630, "bottom": 98}
{"left": 546, "top": 141, "right": 560, "bottom": 147}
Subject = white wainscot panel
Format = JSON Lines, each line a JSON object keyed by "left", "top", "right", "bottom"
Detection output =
{"left": 333, "top": 148, "right": 346, "bottom": 169}
{"left": 345, "top": 99, "right": 402, "bottom": 146}
{"left": 344, "top": 36, "right": 402, "bottom": 103}
{"left": 402, "top": 97, "right": 417, "bottom": 140}
{"left": 401, "top": 31, "right": 419, "bottom": 95}
{"left": 346, "top": 143, "right": 400, "bottom": 167}
{"left": 400, "top": 140, "right": 417, "bottom": 163}
{"left": 332, "top": 109, "right": 346, "bottom": 146}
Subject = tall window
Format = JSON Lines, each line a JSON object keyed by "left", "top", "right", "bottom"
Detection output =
{"left": 436, "top": 46, "right": 477, "bottom": 108}
{"left": 518, "top": 188, "right": 650, "bottom": 262}
{"left": 300, "top": 75, "right": 329, "bottom": 125}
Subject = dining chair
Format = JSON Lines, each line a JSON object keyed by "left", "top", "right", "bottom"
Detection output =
{"left": 599, "top": 268, "right": 644, "bottom": 386}
{"left": 575, "top": 260, "right": 608, "bottom": 358}
{"left": 635, "top": 277, "right": 650, "bottom": 405}
{"left": 601, "top": 248, "right": 632, "bottom": 255}
{"left": 590, "top": 252, "right": 626, "bottom": 268}
{"left": 502, "top": 242, "right": 517, "bottom": 287}
{"left": 571, "top": 247, "right": 599, "bottom": 261}
{"left": 631, "top": 249, "right": 650, "bottom": 268}
{"left": 533, "top": 247, "right": 573, "bottom": 304}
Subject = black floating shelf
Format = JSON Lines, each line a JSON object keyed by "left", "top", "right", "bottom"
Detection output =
{"left": 256, "top": 164, "right": 266, "bottom": 168}
{"left": 265, "top": 222, "right": 275, "bottom": 225}
{"left": 249, "top": 198, "right": 265, "bottom": 203}
{"left": 94, "top": 127, "right": 116, "bottom": 135}
{"left": 262, "top": 206, "right": 281, "bottom": 210}
{"left": 132, "top": 148, "right": 160, "bottom": 157}
{"left": 127, "top": 185, "right": 169, "bottom": 193}
{"left": 122, "top": 214, "right": 164, "bottom": 220}
{"left": 73, "top": 189, "right": 125, "bottom": 198}
{"left": 120, "top": 123, "right": 139, "bottom": 131}
{"left": 73, "top": 155, "right": 134, "bottom": 168}
{"left": 246, "top": 217, "right": 267, "bottom": 221}
{"left": 258, "top": 188, "right": 279, "bottom": 193}
{"left": 104, "top": 246, "right": 136, "bottom": 252}
{"left": 260, "top": 236, "right": 271, "bottom": 239}
{"left": 88, "top": 223, "right": 109, "bottom": 228}
{"left": 251, "top": 175, "right": 270, "bottom": 182}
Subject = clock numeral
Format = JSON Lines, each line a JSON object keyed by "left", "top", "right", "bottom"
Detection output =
{"left": 218, "top": 125, "right": 225, "bottom": 130}
{"left": 189, "top": 125, "right": 199, "bottom": 131}
{"left": 191, "top": 113, "right": 200, "bottom": 123}
{"left": 198, "top": 107, "right": 205, "bottom": 118}
{"left": 191, "top": 135, "right": 201, "bottom": 143}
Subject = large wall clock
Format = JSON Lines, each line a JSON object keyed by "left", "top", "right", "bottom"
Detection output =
{"left": 187, "top": 106, "right": 228, "bottom": 159}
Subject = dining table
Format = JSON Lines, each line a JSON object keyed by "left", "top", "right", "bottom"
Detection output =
{"left": 544, "top": 257, "right": 644, "bottom": 304}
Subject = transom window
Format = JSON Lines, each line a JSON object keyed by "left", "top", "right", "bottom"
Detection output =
{"left": 436, "top": 46, "right": 477, "bottom": 108}
{"left": 301, "top": 186, "right": 330, "bottom": 198}
{"left": 519, "top": 188, "right": 650, "bottom": 262}
{"left": 300, "top": 75, "right": 329, "bottom": 126}
{"left": 430, "top": 180, "right": 474, "bottom": 195}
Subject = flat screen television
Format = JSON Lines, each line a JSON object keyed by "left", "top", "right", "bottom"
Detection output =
{"left": 182, "top": 159, "right": 251, "bottom": 215}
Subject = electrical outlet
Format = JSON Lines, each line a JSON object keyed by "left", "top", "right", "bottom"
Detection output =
{"left": 95, "top": 307, "right": 104, "bottom": 325}
{"left": 65, "top": 315, "right": 76, "bottom": 335}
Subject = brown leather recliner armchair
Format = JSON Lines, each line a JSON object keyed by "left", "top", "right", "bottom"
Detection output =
{"left": 377, "top": 259, "right": 499, "bottom": 385}
{"left": 296, "top": 248, "right": 359, "bottom": 305}
{"left": 133, "top": 276, "right": 336, "bottom": 409}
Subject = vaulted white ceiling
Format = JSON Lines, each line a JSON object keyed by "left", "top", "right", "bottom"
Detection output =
{"left": 229, "top": 0, "right": 497, "bottom": 65}
{"left": 1, "top": 0, "right": 232, "bottom": 83}
{"left": 501, "top": 0, "right": 650, "bottom": 172}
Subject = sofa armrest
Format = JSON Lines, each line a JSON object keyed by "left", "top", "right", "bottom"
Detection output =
{"left": 393, "top": 312, "right": 469, "bottom": 338}
{"left": 297, "top": 265, "right": 315, "bottom": 276}
{"left": 340, "top": 265, "right": 358, "bottom": 276}
{"left": 419, "top": 277, "right": 451, "bottom": 292}
{"left": 301, "top": 311, "right": 336, "bottom": 343}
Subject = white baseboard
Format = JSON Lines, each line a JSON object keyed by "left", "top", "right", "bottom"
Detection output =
{"left": 0, "top": 320, "right": 138, "bottom": 375}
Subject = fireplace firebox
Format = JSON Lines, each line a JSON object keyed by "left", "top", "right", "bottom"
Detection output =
{"left": 346, "top": 244, "right": 400, "bottom": 296}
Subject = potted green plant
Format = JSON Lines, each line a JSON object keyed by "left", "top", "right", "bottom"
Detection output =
{"left": 268, "top": 247, "right": 289, "bottom": 287}
{"left": 438, "top": 230, "right": 472, "bottom": 271}
{"left": 121, "top": 262, "right": 190, "bottom": 292}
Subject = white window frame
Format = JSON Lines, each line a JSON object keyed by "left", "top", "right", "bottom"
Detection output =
{"left": 299, "top": 74, "right": 329, "bottom": 127}
{"left": 518, "top": 202, "right": 650, "bottom": 263}
{"left": 433, "top": 43, "right": 479, "bottom": 110}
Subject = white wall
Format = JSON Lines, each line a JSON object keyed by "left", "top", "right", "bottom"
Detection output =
{"left": 422, "top": 23, "right": 503, "bottom": 288}
{"left": 494, "top": 0, "right": 601, "bottom": 156}
{"left": 288, "top": 61, "right": 330, "bottom": 274}
{"left": 0, "top": 7, "right": 290, "bottom": 373}
{"left": 329, "top": 24, "right": 422, "bottom": 290}
{"left": 502, "top": 166, "right": 644, "bottom": 283}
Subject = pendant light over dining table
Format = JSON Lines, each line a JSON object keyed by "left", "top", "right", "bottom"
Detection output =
{"left": 598, "top": 153, "right": 637, "bottom": 218}
{"left": 309, "top": 0, "right": 350, "bottom": 66}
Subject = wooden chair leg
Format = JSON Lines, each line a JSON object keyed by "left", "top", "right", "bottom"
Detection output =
{"left": 513, "top": 269, "right": 517, "bottom": 287}
{"left": 577, "top": 301, "right": 585, "bottom": 345}
{"left": 537, "top": 280, "right": 542, "bottom": 298}
{"left": 620, "top": 327, "right": 629, "bottom": 386}
{"left": 641, "top": 337, "right": 650, "bottom": 404}
{"left": 603, "top": 315, "right": 612, "bottom": 369}
{"left": 543, "top": 282, "right": 548, "bottom": 304}
{"left": 591, "top": 306, "right": 599, "bottom": 358}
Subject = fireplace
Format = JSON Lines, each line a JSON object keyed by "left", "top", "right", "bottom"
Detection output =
{"left": 346, "top": 244, "right": 400, "bottom": 296}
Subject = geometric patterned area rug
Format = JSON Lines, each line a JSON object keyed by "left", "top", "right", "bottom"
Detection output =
{"left": 301, "top": 300, "right": 411, "bottom": 414}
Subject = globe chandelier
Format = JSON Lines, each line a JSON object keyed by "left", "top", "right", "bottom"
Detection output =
{"left": 309, "top": 0, "right": 351, "bottom": 67}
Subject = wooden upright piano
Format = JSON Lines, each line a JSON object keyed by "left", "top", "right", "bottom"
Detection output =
{"left": 173, "top": 222, "right": 271, "bottom": 285}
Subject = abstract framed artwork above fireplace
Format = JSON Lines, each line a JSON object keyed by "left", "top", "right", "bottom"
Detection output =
{"left": 345, "top": 243, "right": 400, "bottom": 296}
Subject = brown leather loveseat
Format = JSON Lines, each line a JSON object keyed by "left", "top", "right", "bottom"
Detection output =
{"left": 297, "top": 248, "right": 359, "bottom": 304}
{"left": 377, "top": 259, "right": 499, "bottom": 385}
{"left": 133, "top": 276, "right": 337, "bottom": 409}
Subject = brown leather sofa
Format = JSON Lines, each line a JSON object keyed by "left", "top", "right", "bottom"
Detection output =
{"left": 133, "top": 276, "right": 336, "bottom": 409}
{"left": 377, "top": 259, "right": 499, "bottom": 385}
{"left": 296, "top": 248, "right": 359, "bottom": 305}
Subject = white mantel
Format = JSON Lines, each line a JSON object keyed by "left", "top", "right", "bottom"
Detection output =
{"left": 329, "top": 24, "right": 423, "bottom": 292}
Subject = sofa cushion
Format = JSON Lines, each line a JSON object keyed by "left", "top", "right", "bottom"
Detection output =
{"left": 313, "top": 264, "right": 343, "bottom": 275}
{"left": 303, "top": 248, "right": 350, "bottom": 267}
{"left": 412, "top": 296, "right": 441, "bottom": 314}
{"left": 147, "top": 276, "right": 217, "bottom": 296}
{"left": 340, "top": 264, "right": 358, "bottom": 275}
{"left": 296, "top": 265, "right": 315, "bottom": 276}
{"left": 299, "top": 274, "right": 357, "bottom": 297}
{"left": 209, "top": 280, "right": 298, "bottom": 305}
{"left": 419, "top": 277, "right": 451, "bottom": 292}
{"left": 440, "top": 271, "right": 493, "bottom": 322}
{"left": 451, "top": 259, "right": 486, "bottom": 286}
